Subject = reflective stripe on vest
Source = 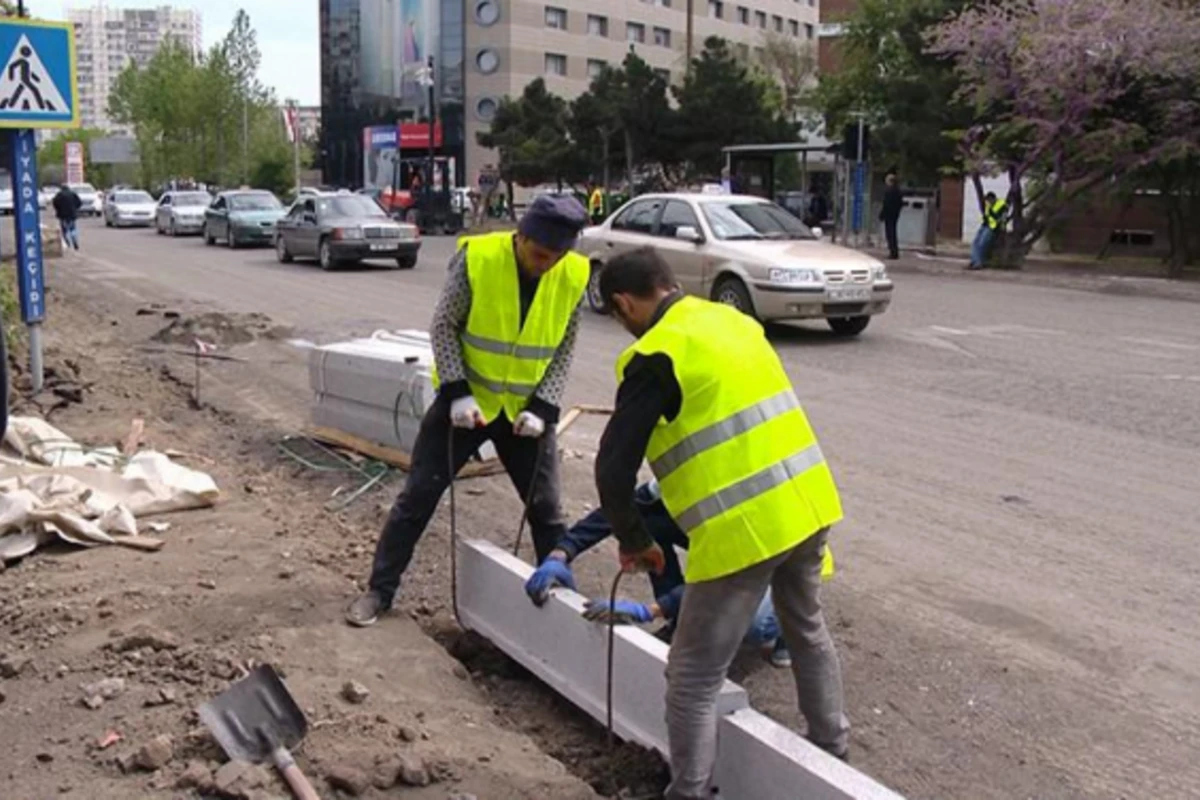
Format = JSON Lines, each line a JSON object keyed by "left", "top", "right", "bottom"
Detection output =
{"left": 616, "top": 296, "right": 843, "bottom": 583}
{"left": 453, "top": 231, "right": 589, "bottom": 422}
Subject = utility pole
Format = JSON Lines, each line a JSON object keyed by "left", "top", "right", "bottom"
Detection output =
{"left": 686, "top": 0, "right": 694, "bottom": 73}
{"left": 286, "top": 100, "right": 301, "bottom": 195}
{"left": 419, "top": 56, "right": 436, "bottom": 198}
{"left": 241, "top": 93, "right": 249, "bottom": 185}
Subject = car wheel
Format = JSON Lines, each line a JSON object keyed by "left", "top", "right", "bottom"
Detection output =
{"left": 827, "top": 315, "right": 871, "bottom": 337}
{"left": 586, "top": 261, "right": 608, "bottom": 315}
{"left": 319, "top": 238, "right": 337, "bottom": 271}
{"left": 712, "top": 276, "right": 757, "bottom": 319}
{"left": 203, "top": 224, "right": 214, "bottom": 245}
{"left": 276, "top": 235, "right": 293, "bottom": 263}
{"left": 226, "top": 227, "right": 238, "bottom": 249}
{"left": 394, "top": 254, "right": 417, "bottom": 270}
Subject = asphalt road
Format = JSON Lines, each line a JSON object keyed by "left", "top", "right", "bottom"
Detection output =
{"left": 53, "top": 218, "right": 1200, "bottom": 799}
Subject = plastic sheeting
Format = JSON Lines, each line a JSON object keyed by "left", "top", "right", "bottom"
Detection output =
{"left": 0, "top": 417, "right": 219, "bottom": 562}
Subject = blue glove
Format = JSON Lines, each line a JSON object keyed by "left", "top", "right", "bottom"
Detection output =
{"left": 524, "top": 558, "right": 576, "bottom": 606}
{"left": 582, "top": 598, "right": 654, "bottom": 625}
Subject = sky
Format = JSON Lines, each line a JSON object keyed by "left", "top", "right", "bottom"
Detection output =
{"left": 29, "top": 0, "right": 321, "bottom": 105}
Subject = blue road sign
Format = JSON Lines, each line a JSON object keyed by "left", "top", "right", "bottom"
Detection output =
{"left": 11, "top": 129, "right": 45, "bottom": 323}
{"left": 0, "top": 19, "right": 78, "bottom": 130}
{"left": 851, "top": 163, "right": 866, "bottom": 233}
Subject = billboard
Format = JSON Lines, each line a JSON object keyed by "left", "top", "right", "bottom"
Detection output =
{"left": 64, "top": 140, "right": 84, "bottom": 183}
{"left": 357, "top": 0, "right": 438, "bottom": 112}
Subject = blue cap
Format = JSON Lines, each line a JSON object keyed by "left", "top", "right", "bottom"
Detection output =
{"left": 518, "top": 194, "right": 588, "bottom": 251}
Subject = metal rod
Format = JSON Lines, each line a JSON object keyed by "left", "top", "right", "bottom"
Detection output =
{"left": 28, "top": 322, "right": 42, "bottom": 394}
{"left": 686, "top": 0, "right": 694, "bottom": 72}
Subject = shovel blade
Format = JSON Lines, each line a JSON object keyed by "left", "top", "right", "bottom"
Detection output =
{"left": 198, "top": 664, "right": 307, "bottom": 764}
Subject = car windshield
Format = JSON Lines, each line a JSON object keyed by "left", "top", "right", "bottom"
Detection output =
{"left": 70, "top": 184, "right": 95, "bottom": 194}
{"left": 174, "top": 192, "right": 209, "bottom": 207}
{"left": 317, "top": 195, "right": 386, "bottom": 218}
{"left": 115, "top": 192, "right": 153, "bottom": 204}
{"left": 229, "top": 193, "right": 281, "bottom": 211}
{"left": 700, "top": 200, "right": 817, "bottom": 241}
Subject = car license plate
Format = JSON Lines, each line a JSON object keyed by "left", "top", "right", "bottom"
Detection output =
{"left": 370, "top": 243, "right": 392, "bottom": 251}
{"left": 828, "top": 287, "right": 872, "bottom": 302}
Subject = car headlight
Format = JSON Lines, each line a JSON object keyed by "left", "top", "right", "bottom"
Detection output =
{"left": 768, "top": 268, "right": 822, "bottom": 285}
{"left": 872, "top": 264, "right": 890, "bottom": 282}
{"left": 339, "top": 226, "right": 364, "bottom": 240}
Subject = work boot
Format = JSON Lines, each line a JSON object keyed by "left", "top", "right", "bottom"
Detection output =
{"left": 345, "top": 590, "right": 387, "bottom": 627}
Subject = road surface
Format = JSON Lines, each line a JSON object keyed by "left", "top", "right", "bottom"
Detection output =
{"left": 53, "top": 219, "right": 1200, "bottom": 799}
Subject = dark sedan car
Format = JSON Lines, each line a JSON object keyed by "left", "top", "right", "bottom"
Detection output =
{"left": 203, "top": 190, "right": 286, "bottom": 248}
{"left": 274, "top": 193, "right": 421, "bottom": 271}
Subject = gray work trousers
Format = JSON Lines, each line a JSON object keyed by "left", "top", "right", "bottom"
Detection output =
{"left": 664, "top": 530, "right": 850, "bottom": 800}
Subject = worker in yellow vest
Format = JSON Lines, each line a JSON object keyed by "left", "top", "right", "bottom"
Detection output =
{"left": 587, "top": 186, "right": 605, "bottom": 224}
{"left": 593, "top": 247, "right": 850, "bottom": 797}
{"left": 346, "top": 195, "right": 591, "bottom": 627}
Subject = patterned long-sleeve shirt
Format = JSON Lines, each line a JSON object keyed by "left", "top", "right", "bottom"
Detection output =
{"left": 431, "top": 245, "right": 581, "bottom": 423}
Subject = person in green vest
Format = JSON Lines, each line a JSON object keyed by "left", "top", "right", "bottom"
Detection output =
{"left": 587, "top": 186, "right": 605, "bottom": 225}
{"left": 969, "top": 191, "right": 1009, "bottom": 270}
{"left": 345, "top": 195, "right": 591, "bottom": 627}
{"left": 592, "top": 246, "right": 850, "bottom": 798}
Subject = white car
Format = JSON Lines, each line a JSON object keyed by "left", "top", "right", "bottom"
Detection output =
{"left": 67, "top": 183, "right": 101, "bottom": 217}
{"left": 0, "top": 187, "right": 12, "bottom": 215}
{"left": 38, "top": 186, "right": 56, "bottom": 210}
{"left": 155, "top": 190, "right": 211, "bottom": 236}
{"left": 104, "top": 189, "right": 157, "bottom": 228}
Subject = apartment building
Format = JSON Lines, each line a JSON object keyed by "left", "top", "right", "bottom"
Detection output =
{"left": 320, "top": 0, "right": 818, "bottom": 188}
{"left": 68, "top": 4, "right": 204, "bottom": 132}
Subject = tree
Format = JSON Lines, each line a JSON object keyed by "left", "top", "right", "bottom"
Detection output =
{"left": 669, "top": 37, "right": 796, "bottom": 177}
{"left": 927, "top": 0, "right": 1200, "bottom": 267}
{"left": 755, "top": 32, "right": 818, "bottom": 120}
{"left": 816, "top": 0, "right": 973, "bottom": 185}
{"left": 476, "top": 79, "right": 575, "bottom": 205}
{"left": 222, "top": 10, "right": 264, "bottom": 183}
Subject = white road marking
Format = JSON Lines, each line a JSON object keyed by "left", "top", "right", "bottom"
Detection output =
{"left": 1120, "top": 337, "right": 1200, "bottom": 352}
{"left": 930, "top": 325, "right": 971, "bottom": 336}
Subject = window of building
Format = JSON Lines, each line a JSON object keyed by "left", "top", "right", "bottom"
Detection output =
{"left": 788, "top": 19, "right": 799, "bottom": 36}
{"left": 735, "top": 42, "right": 750, "bottom": 60}
{"left": 805, "top": 23, "right": 815, "bottom": 39}
{"left": 475, "top": 0, "right": 501, "bottom": 26}
{"left": 588, "top": 59, "right": 606, "bottom": 80}
{"left": 476, "top": 48, "right": 499, "bottom": 74}
{"left": 545, "top": 6, "right": 567, "bottom": 30}
{"left": 708, "top": 1, "right": 724, "bottom": 19}
{"left": 755, "top": 10, "right": 767, "bottom": 28}
{"left": 544, "top": 52, "right": 567, "bottom": 75}
{"left": 587, "top": 14, "right": 608, "bottom": 36}
{"left": 476, "top": 96, "right": 498, "bottom": 121}
{"left": 737, "top": 6, "right": 749, "bottom": 25}
{"left": 653, "top": 26, "right": 671, "bottom": 47}
{"left": 773, "top": 14, "right": 783, "bottom": 32}
{"left": 626, "top": 22, "right": 645, "bottom": 43}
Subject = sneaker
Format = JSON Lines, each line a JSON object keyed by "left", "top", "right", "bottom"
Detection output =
{"left": 345, "top": 590, "right": 387, "bottom": 627}
{"left": 769, "top": 638, "right": 792, "bottom": 669}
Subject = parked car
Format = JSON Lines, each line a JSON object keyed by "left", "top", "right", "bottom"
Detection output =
{"left": 155, "top": 190, "right": 210, "bottom": 236}
{"left": 275, "top": 192, "right": 420, "bottom": 271}
{"left": 104, "top": 189, "right": 157, "bottom": 228}
{"left": 203, "top": 190, "right": 285, "bottom": 248}
{"left": 577, "top": 193, "right": 894, "bottom": 336}
{"left": 0, "top": 187, "right": 11, "bottom": 215}
{"left": 38, "top": 185, "right": 56, "bottom": 210}
{"left": 66, "top": 183, "right": 101, "bottom": 216}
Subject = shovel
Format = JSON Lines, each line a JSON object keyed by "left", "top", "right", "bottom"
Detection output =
{"left": 198, "top": 664, "right": 321, "bottom": 800}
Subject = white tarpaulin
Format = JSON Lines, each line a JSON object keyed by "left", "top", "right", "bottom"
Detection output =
{"left": 0, "top": 417, "right": 219, "bottom": 562}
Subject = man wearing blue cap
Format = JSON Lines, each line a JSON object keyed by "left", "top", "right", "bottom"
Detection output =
{"left": 347, "top": 195, "right": 591, "bottom": 627}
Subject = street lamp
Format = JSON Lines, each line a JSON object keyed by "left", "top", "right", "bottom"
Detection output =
{"left": 416, "top": 56, "right": 436, "bottom": 199}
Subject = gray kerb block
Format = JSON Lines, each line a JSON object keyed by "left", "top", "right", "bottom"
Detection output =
{"left": 455, "top": 538, "right": 748, "bottom": 755}
{"left": 456, "top": 538, "right": 908, "bottom": 800}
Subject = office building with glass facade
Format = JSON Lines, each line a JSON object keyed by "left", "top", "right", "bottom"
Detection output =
{"left": 320, "top": 0, "right": 817, "bottom": 189}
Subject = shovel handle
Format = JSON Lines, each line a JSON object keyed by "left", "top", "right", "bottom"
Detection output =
{"left": 272, "top": 745, "right": 321, "bottom": 800}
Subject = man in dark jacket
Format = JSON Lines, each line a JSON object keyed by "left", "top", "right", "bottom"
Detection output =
{"left": 879, "top": 171, "right": 903, "bottom": 260}
{"left": 52, "top": 185, "right": 83, "bottom": 251}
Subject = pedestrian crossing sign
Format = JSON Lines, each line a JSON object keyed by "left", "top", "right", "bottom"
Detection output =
{"left": 0, "top": 19, "right": 78, "bottom": 129}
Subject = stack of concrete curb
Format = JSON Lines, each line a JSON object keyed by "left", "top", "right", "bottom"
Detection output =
{"left": 308, "top": 330, "right": 497, "bottom": 460}
{"left": 456, "top": 539, "right": 906, "bottom": 800}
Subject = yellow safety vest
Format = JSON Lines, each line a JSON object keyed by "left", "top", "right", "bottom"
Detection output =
{"left": 616, "top": 296, "right": 843, "bottom": 583}
{"left": 985, "top": 198, "right": 1007, "bottom": 230}
{"left": 588, "top": 189, "right": 604, "bottom": 216}
{"left": 439, "top": 232, "right": 589, "bottom": 423}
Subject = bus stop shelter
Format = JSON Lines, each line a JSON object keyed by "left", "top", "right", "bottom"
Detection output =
{"left": 721, "top": 139, "right": 840, "bottom": 201}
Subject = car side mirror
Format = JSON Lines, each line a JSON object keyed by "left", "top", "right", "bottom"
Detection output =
{"left": 811, "top": 226, "right": 823, "bottom": 238}
{"left": 676, "top": 225, "right": 703, "bottom": 244}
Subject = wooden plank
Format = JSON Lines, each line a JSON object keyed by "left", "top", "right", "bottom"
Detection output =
{"left": 112, "top": 536, "right": 165, "bottom": 552}
{"left": 304, "top": 426, "right": 504, "bottom": 478}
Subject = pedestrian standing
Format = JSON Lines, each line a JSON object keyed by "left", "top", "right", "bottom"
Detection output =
{"left": 52, "top": 184, "right": 82, "bottom": 251}
{"left": 594, "top": 247, "right": 850, "bottom": 799}
{"left": 588, "top": 185, "right": 605, "bottom": 225}
{"left": 879, "top": 171, "right": 903, "bottom": 260}
{"left": 345, "top": 195, "right": 591, "bottom": 627}
{"left": 968, "top": 191, "right": 1009, "bottom": 270}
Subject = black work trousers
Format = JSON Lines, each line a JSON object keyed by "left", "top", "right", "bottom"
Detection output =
{"left": 368, "top": 393, "right": 565, "bottom": 606}
{"left": 883, "top": 217, "right": 900, "bottom": 259}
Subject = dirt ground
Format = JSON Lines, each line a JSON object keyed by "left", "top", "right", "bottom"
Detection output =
{"left": 0, "top": 288, "right": 634, "bottom": 798}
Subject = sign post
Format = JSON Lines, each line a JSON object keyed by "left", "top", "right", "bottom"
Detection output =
{"left": 0, "top": 17, "right": 80, "bottom": 394}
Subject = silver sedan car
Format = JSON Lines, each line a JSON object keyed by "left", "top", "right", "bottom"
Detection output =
{"left": 104, "top": 190, "right": 157, "bottom": 228}
{"left": 578, "top": 193, "right": 893, "bottom": 336}
{"left": 155, "top": 190, "right": 211, "bottom": 236}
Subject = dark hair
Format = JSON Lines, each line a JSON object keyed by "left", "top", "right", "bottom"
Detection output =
{"left": 985, "top": 191, "right": 997, "bottom": 200}
{"left": 598, "top": 247, "right": 676, "bottom": 308}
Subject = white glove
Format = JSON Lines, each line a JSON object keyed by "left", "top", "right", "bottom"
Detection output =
{"left": 512, "top": 410, "right": 546, "bottom": 438}
{"left": 450, "top": 396, "right": 484, "bottom": 429}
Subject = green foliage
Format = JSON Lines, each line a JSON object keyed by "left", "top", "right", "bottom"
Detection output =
{"left": 105, "top": 10, "right": 290, "bottom": 190}
{"left": 476, "top": 79, "right": 576, "bottom": 189}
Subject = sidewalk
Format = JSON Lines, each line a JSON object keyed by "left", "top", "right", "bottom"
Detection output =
{"left": 871, "top": 245, "right": 1200, "bottom": 304}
